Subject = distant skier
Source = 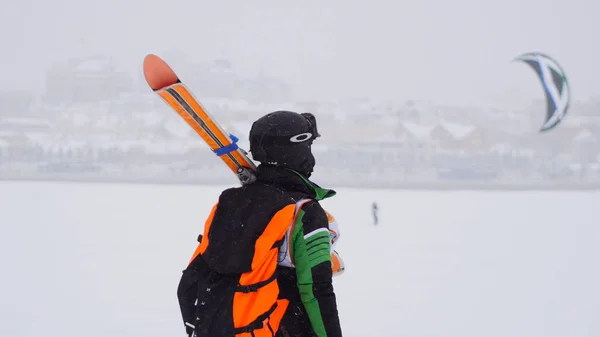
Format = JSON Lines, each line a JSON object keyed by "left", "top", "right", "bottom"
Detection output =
{"left": 372, "top": 202, "right": 379, "bottom": 225}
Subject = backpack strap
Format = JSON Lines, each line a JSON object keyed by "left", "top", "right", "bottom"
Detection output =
{"left": 233, "top": 303, "right": 278, "bottom": 334}
{"left": 236, "top": 272, "right": 279, "bottom": 293}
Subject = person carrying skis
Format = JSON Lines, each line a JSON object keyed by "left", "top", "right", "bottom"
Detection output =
{"left": 177, "top": 110, "right": 343, "bottom": 337}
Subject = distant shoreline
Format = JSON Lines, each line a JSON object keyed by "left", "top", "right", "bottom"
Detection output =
{"left": 2, "top": 173, "right": 598, "bottom": 191}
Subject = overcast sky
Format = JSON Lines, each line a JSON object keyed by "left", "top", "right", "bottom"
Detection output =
{"left": 1, "top": 0, "right": 598, "bottom": 109}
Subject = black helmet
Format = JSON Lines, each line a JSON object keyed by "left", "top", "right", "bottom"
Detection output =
{"left": 249, "top": 110, "right": 320, "bottom": 177}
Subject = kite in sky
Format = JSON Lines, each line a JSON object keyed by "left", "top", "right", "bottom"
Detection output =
{"left": 514, "top": 52, "right": 570, "bottom": 132}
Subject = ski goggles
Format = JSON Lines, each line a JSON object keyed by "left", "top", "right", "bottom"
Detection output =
{"left": 301, "top": 112, "right": 321, "bottom": 139}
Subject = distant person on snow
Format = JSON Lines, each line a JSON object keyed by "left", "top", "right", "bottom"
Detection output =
{"left": 177, "top": 111, "right": 343, "bottom": 337}
{"left": 372, "top": 202, "right": 379, "bottom": 225}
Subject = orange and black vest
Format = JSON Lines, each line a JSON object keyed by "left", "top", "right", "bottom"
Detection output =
{"left": 178, "top": 183, "right": 304, "bottom": 337}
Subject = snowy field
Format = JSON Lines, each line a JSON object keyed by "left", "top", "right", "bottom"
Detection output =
{"left": 0, "top": 181, "right": 599, "bottom": 337}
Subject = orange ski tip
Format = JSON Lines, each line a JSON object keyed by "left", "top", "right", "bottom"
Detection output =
{"left": 143, "top": 54, "right": 179, "bottom": 90}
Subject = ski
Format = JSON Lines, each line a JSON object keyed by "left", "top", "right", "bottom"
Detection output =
{"left": 142, "top": 54, "right": 257, "bottom": 185}
{"left": 143, "top": 54, "right": 345, "bottom": 276}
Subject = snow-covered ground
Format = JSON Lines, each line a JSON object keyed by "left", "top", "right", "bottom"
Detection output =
{"left": 0, "top": 181, "right": 598, "bottom": 337}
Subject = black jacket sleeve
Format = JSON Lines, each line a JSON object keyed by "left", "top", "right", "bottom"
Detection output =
{"left": 291, "top": 201, "right": 342, "bottom": 337}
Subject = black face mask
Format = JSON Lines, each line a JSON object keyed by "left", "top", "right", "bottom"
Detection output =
{"left": 293, "top": 146, "right": 316, "bottom": 178}
{"left": 253, "top": 141, "right": 315, "bottom": 178}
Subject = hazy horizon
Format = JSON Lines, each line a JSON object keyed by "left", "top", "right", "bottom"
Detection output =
{"left": 2, "top": 0, "right": 599, "bottom": 109}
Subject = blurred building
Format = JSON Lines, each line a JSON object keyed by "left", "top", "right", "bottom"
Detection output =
{"left": 44, "top": 55, "right": 133, "bottom": 104}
